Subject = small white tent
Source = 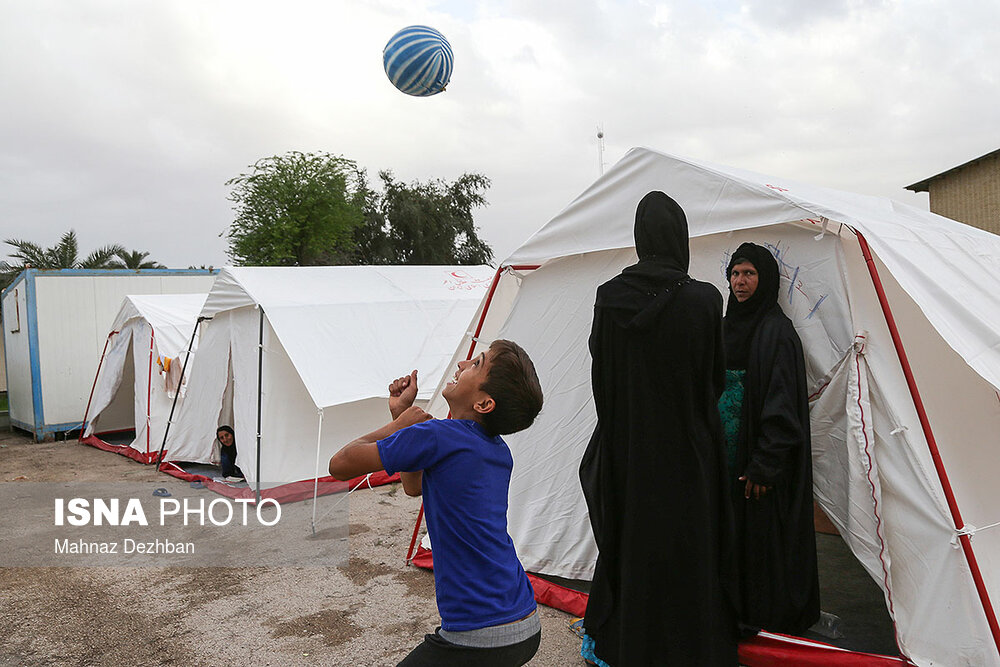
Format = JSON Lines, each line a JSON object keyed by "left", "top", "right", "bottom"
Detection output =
{"left": 160, "top": 265, "right": 495, "bottom": 498}
{"left": 427, "top": 148, "right": 1000, "bottom": 666}
{"left": 81, "top": 294, "right": 208, "bottom": 463}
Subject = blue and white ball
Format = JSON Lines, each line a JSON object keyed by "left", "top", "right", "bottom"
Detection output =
{"left": 383, "top": 25, "right": 454, "bottom": 97}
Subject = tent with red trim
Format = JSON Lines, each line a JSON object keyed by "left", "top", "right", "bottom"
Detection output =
{"left": 158, "top": 265, "right": 495, "bottom": 501}
{"left": 422, "top": 147, "right": 1000, "bottom": 666}
{"left": 81, "top": 293, "right": 208, "bottom": 463}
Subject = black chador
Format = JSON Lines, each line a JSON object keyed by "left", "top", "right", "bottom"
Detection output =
{"left": 580, "top": 191, "right": 738, "bottom": 666}
{"left": 723, "top": 242, "right": 820, "bottom": 635}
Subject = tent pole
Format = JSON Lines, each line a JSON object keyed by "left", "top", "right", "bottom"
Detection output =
{"left": 404, "top": 264, "right": 541, "bottom": 563}
{"left": 855, "top": 230, "right": 1000, "bottom": 657}
{"left": 464, "top": 266, "right": 506, "bottom": 361}
{"left": 311, "top": 407, "right": 324, "bottom": 535}
{"left": 405, "top": 504, "right": 424, "bottom": 565}
{"left": 156, "top": 317, "right": 206, "bottom": 471}
{"left": 255, "top": 306, "right": 264, "bottom": 505}
{"left": 463, "top": 265, "right": 538, "bottom": 361}
{"left": 145, "top": 327, "right": 155, "bottom": 461}
{"left": 80, "top": 331, "right": 117, "bottom": 443}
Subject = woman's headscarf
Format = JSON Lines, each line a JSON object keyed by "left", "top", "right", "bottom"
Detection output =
{"left": 596, "top": 191, "right": 691, "bottom": 328}
{"left": 633, "top": 191, "right": 690, "bottom": 270}
{"left": 723, "top": 242, "right": 780, "bottom": 369}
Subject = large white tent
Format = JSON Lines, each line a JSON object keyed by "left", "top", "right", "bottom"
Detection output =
{"left": 426, "top": 148, "right": 1000, "bottom": 666}
{"left": 160, "top": 265, "right": 495, "bottom": 498}
{"left": 81, "top": 293, "right": 207, "bottom": 463}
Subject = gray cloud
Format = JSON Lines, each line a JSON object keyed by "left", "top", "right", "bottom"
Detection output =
{"left": 0, "top": 0, "right": 997, "bottom": 268}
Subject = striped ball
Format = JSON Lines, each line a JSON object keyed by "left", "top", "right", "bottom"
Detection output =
{"left": 383, "top": 25, "right": 454, "bottom": 97}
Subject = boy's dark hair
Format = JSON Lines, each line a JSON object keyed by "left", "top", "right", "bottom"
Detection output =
{"left": 479, "top": 339, "right": 544, "bottom": 437}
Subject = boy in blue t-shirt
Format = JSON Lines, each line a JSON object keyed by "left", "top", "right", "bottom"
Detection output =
{"left": 329, "top": 339, "right": 544, "bottom": 667}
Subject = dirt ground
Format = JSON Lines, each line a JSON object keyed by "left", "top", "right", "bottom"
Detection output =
{"left": 0, "top": 430, "right": 583, "bottom": 666}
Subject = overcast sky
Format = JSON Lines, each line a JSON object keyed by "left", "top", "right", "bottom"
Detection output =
{"left": 2, "top": 0, "right": 998, "bottom": 269}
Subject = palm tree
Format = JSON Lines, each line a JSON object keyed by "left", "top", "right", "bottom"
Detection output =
{"left": 0, "top": 230, "right": 126, "bottom": 287}
{"left": 107, "top": 249, "right": 165, "bottom": 269}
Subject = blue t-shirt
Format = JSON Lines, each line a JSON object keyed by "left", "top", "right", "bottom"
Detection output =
{"left": 377, "top": 419, "right": 536, "bottom": 631}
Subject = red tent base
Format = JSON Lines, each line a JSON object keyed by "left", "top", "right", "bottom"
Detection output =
{"left": 739, "top": 633, "right": 914, "bottom": 666}
{"left": 411, "top": 546, "right": 589, "bottom": 618}
{"left": 410, "top": 546, "right": 913, "bottom": 666}
{"left": 80, "top": 434, "right": 400, "bottom": 503}
{"left": 159, "top": 461, "right": 400, "bottom": 504}
{"left": 80, "top": 434, "right": 160, "bottom": 464}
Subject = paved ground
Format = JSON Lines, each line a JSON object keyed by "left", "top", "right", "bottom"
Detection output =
{"left": 0, "top": 431, "right": 583, "bottom": 666}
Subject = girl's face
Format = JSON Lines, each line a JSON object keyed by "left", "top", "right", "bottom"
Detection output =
{"left": 217, "top": 430, "right": 234, "bottom": 447}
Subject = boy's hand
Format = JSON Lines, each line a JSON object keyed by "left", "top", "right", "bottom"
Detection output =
{"left": 388, "top": 370, "right": 419, "bottom": 419}
{"left": 394, "top": 405, "right": 433, "bottom": 430}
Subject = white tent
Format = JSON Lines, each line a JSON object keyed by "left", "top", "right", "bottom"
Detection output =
{"left": 1, "top": 268, "right": 217, "bottom": 439}
{"left": 427, "top": 148, "right": 1000, "bottom": 666}
{"left": 81, "top": 294, "right": 208, "bottom": 463}
{"left": 161, "top": 265, "right": 495, "bottom": 496}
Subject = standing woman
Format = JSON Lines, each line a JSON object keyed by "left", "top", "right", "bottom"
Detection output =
{"left": 580, "top": 191, "right": 738, "bottom": 666}
{"left": 719, "top": 242, "right": 820, "bottom": 634}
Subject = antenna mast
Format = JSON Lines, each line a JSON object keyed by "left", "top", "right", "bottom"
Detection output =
{"left": 597, "top": 124, "right": 606, "bottom": 176}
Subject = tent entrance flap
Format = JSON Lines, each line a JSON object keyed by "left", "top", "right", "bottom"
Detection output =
{"left": 80, "top": 330, "right": 118, "bottom": 440}
{"left": 157, "top": 316, "right": 205, "bottom": 471}
{"left": 855, "top": 230, "right": 1000, "bottom": 657}
{"left": 88, "top": 335, "right": 137, "bottom": 438}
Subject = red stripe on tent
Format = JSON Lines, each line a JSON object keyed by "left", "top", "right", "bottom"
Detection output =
{"left": 80, "top": 434, "right": 160, "bottom": 464}
{"left": 157, "top": 462, "right": 400, "bottom": 503}
{"left": 464, "top": 265, "right": 541, "bottom": 360}
{"left": 466, "top": 266, "right": 502, "bottom": 360}
{"left": 410, "top": 547, "right": 908, "bottom": 664}
{"left": 856, "top": 231, "right": 1000, "bottom": 657}
{"left": 409, "top": 546, "right": 589, "bottom": 617}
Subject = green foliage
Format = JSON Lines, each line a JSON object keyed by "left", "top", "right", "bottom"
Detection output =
{"left": 225, "top": 151, "right": 367, "bottom": 266}
{"left": 107, "top": 249, "right": 165, "bottom": 269}
{"left": 224, "top": 151, "right": 494, "bottom": 267}
{"left": 0, "top": 230, "right": 134, "bottom": 288}
{"left": 355, "top": 171, "right": 494, "bottom": 265}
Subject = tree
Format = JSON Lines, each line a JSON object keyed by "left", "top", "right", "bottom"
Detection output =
{"left": 355, "top": 171, "right": 494, "bottom": 265}
{"left": 225, "top": 151, "right": 367, "bottom": 266}
{"left": 107, "top": 249, "right": 165, "bottom": 269}
{"left": 0, "top": 230, "right": 125, "bottom": 287}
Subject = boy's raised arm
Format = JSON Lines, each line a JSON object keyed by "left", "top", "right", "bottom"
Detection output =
{"left": 328, "top": 406, "right": 432, "bottom": 480}
{"left": 386, "top": 370, "right": 425, "bottom": 495}
{"left": 389, "top": 370, "right": 419, "bottom": 419}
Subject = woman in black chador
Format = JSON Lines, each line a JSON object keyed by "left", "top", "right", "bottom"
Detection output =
{"left": 579, "top": 191, "right": 738, "bottom": 666}
{"left": 718, "top": 242, "right": 820, "bottom": 635}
